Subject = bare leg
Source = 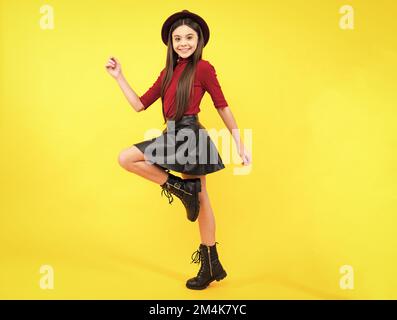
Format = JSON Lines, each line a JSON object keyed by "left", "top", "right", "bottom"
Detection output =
{"left": 182, "top": 173, "right": 216, "bottom": 246}
{"left": 118, "top": 145, "right": 168, "bottom": 185}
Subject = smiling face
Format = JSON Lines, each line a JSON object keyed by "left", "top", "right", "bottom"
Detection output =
{"left": 172, "top": 24, "right": 198, "bottom": 58}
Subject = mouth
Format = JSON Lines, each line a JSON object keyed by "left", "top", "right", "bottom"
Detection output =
{"left": 179, "top": 48, "right": 191, "bottom": 53}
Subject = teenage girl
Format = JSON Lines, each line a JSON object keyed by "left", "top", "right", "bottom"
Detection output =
{"left": 105, "top": 10, "right": 251, "bottom": 290}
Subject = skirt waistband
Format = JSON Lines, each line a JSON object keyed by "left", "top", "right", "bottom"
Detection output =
{"left": 166, "top": 114, "right": 198, "bottom": 124}
{"left": 166, "top": 114, "right": 198, "bottom": 121}
{"left": 165, "top": 114, "right": 199, "bottom": 130}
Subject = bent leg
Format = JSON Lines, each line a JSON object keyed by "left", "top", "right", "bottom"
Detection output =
{"left": 118, "top": 145, "right": 168, "bottom": 185}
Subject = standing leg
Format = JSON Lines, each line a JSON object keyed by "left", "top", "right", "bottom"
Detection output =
{"left": 182, "top": 172, "right": 227, "bottom": 290}
{"left": 181, "top": 173, "right": 215, "bottom": 246}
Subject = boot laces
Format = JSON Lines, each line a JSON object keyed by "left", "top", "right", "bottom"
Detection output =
{"left": 191, "top": 249, "right": 206, "bottom": 277}
{"left": 190, "top": 249, "right": 202, "bottom": 264}
{"left": 161, "top": 186, "right": 174, "bottom": 204}
{"left": 190, "top": 242, "right": 220, "bottom": 264}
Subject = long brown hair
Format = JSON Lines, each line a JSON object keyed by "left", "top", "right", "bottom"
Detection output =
{"left": 160, "top": 18, "right": 205, "bottom": 124}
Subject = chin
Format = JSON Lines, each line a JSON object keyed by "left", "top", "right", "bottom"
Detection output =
{"left": 179, "top": 52, "right": 193, "bottom": 58}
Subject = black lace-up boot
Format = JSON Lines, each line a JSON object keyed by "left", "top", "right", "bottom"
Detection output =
{"left": 186, "top": 242, "right": 227, "bottom": 290}
{"left": 160, "top": 170, "right": 201, "bottom": 222}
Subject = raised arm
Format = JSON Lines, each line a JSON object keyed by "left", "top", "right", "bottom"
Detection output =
{"left": 105, "top": 56, "right": 145, "bottom": 112}
{"left": 115, "top": 73, "right": 145, "bottom": 112}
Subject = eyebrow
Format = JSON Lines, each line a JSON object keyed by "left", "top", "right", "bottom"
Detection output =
{"left": 173, "top": 33, "right": 195, "bottom": 37}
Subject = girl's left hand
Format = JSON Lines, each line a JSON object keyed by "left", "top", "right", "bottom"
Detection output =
{"left": 239, "top": 145, "right": 252, "bottom": 166}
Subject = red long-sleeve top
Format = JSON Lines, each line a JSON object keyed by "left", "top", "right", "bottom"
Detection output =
{"left": 139, "top": 57, "right": 229, "bottom": 118}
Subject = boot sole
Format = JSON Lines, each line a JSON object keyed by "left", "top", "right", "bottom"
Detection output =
{"left": 186, "top": 271, "right": 227, "bottom": 290}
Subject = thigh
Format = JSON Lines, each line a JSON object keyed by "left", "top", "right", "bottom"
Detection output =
{"left": 120, "top": 145, "right": 146, "bottom": 163}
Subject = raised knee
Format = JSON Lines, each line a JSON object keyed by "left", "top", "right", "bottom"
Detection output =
{"left": 118, "top": 147, "right": 144, "bottom": 168}
{"left": 118, "top": 149, "right": 134, "bottom": 168}
{"left": 118, "top": 150, "right": 128, "bottom": 167}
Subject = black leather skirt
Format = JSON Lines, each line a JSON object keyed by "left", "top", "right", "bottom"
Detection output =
{"left": 133, "top": 115, "right": 225, "bottom": 175}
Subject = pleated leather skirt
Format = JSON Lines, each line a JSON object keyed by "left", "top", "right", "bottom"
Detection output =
{"left": 133, "top": 114, "right": 225, "bottom": 175}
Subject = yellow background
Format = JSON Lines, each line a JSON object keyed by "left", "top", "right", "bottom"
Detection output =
{"left": 1, "top": 0, "right": 396, "bottom": 299}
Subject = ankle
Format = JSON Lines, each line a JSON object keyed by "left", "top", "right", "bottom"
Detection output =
{"left": 201, "top": 241, "right": 217, "bottom": 247}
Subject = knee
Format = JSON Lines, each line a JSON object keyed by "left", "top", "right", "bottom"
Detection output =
{"left": 118, "top": 149, "right": 136, "bottom": 168}
{"left": 118, "top": 150, "right": 129, "bottom": 168}
{"left": 118, "top": 146, "right": 145, "bottom": 168}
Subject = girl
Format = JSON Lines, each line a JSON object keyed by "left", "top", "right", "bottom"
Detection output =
{"left": 105, "top": 9, "right": 251, "bottom": 290}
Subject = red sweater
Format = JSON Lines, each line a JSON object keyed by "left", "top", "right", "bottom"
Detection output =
{"left": 139, "top": 57, "right": 229, "bottom": 118}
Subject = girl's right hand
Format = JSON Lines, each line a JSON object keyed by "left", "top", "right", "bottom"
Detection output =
{"left": 238, "top": 143, "right": 252, "bottom": 166}
{"left": 105, "top": 56, "right": 122, "bottom": 79}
